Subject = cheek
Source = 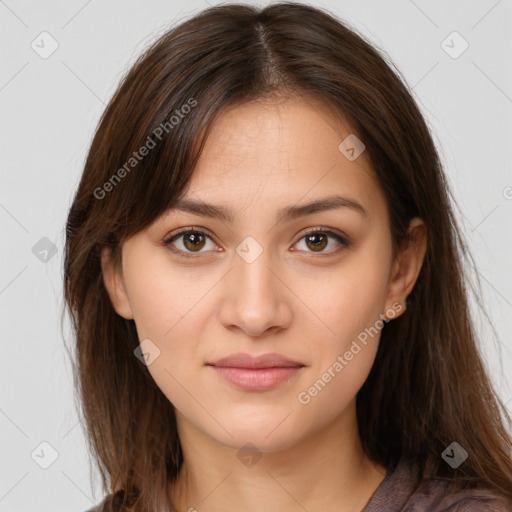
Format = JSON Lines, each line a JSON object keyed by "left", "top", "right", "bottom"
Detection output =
{"left": 297, "top": 296, "right": 383, "bottom": 418}
{"left": 291, "top": 255, "right": 388, "bottom": 408}
{"left": 123, "top": 256, "right": 214, "bottom": 411}
{"left": 295, "top": 339, "right": 378, "bottom": 433}
{"left": 124, "top": 251, "right": 212, "bottom": 340}
{"left": 292, "top": 255, "right": 390, "bottom": 344}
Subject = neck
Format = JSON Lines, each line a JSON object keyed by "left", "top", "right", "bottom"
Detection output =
{"left": 169, "top": 400, "right": 386, "bottom": 512}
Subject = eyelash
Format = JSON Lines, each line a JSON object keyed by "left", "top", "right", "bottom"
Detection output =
{"left": 162, "top": 226, "right": 352, "bottom": 259}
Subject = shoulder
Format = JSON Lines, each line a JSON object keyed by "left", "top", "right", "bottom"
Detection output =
{"left": 405, "top": 477, "right": 512, "bottom": 511}
{"left": 364, "top": 458, "right": 511, "bottom": 512}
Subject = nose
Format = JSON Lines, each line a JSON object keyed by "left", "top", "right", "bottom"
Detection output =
{"left": 217, "top": 245, "right": 293, "bottom": 338}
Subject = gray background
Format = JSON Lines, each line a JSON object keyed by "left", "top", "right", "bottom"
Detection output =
{"left": 1, "top": 1, "right": 511, "bottom": 511}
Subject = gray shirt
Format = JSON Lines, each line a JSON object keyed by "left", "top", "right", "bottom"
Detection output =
{"left": 361, "top": 458, "right": 511, "bottom": 511}
{"left": 85, "top": 458, "right": 511, "bottom": 511}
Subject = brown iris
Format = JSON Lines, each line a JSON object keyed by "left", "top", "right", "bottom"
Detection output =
{"left": 305, "top": 233, "right": 328, "bottom": 252}
{"left": 183, "top": 232, "right": 206, "bottom": 252}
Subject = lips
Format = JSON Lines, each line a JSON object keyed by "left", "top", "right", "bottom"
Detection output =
{"left": 206, "top": 353, "right": 305, "bottom": 391}
{"left": 207, "top": 352, "right": 304, "bottom": 369}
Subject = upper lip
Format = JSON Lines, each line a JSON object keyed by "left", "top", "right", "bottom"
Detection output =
{"left": 207, "top": 352, "right": 304, "bottom": 369}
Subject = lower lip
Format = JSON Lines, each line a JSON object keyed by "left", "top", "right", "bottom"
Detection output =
{"left": 209, "top": 365, "right": 303, "bottom": 390}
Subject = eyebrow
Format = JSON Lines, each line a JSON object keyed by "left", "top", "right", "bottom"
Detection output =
{"left": 167, "top": 194, "right": 368, "bottom": 224}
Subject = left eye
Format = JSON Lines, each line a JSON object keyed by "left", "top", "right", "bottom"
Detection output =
{"left": 293, "top": 229, "right": 349, "bottom": 254}
{"left": 163, "top": 228, "right": 350, "bottom": 258}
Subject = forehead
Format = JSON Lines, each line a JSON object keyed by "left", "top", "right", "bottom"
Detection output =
{"left": 175, "top": 96, "right": 386, "bottom": 223}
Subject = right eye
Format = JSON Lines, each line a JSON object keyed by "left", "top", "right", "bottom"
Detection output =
{"left": 163, "top": 228, "right": 219, "bottom": 258}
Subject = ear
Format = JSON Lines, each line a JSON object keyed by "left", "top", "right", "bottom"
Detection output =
{"left": 384, "top": 217, "right": 427, "bottom": 318}
{"left": 101, "top": 246, "right": 134, "bottom": 320}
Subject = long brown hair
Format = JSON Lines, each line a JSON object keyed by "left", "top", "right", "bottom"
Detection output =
{"left": 63, "top": 2, "right": 512, "bottom": 510}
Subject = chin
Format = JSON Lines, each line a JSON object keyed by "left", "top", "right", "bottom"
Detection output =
{"left": 218, "top": 430, "right": 301, "bottom": 455}
{"left": 203, "top": 412, "right": 306, "bottom": 454}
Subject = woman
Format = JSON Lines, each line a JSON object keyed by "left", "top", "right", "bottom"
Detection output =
{"left": 64, "top": 2, "right": 512, "bottom": 511}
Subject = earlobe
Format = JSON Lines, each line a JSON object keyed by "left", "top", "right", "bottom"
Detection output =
{"left": 101, "top": 246, "right": 135, "bottom": 320}
{"left": 385, "top": 217, "right": 427, "bottom": 318}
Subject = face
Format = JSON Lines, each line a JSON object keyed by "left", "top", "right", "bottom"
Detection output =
{"left": 102, "top": 95, "right": 426, "bottom": 454}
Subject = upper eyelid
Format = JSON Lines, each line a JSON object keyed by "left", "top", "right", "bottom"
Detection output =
{"left": 163, "top": 226, "right": 216, "bottom": 243}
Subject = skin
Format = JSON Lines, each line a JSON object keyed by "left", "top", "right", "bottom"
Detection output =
{"left": 102, "top": 94, "right": 427, "bottom": 512}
